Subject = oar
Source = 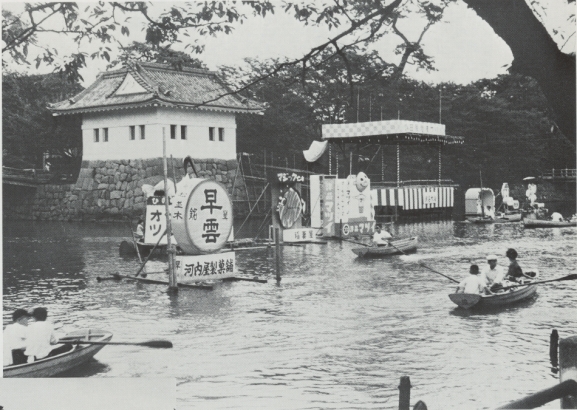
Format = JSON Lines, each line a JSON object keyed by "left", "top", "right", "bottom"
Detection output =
{"left": 341, "top": 237, "right": 372, "bottom": 247}
{"left": 387, "top": 241, "right": 460, "bottom": 284}
{"left": 64, "top": 339, "right": 173, "bottom": 348}
{"left": 500, "top": 274, "right": 577, "bottom": 291}
{"left": 134, "top": 230, "right": 167, "bottom": 278}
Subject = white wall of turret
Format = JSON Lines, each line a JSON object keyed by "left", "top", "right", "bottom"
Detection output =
{"left": 81, "top": 106, "right": 237, "bottom": 161}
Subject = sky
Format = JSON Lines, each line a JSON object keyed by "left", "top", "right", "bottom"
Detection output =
{"left": 1, "top": 0, "right": 574, "bottom": 88}
{"left": 0, "top": 378, "right": 176, "bottom": 410}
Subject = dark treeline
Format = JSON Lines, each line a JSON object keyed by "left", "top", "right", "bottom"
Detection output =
{"left": 3, "top": 47, "right": 575, "bottom": 192}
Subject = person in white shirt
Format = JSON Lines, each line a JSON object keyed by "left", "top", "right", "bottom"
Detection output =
{"left": 372, "top": 224, "right": 392, "bottom": 246}
{"left": 481, "top": 254, "right": 506, "bottom": 292}
{"left": 176, "top": 156, "right": 198, "bottom": 193}
{"left": 550, "top": 212, "right": 564, "bottom": 222}
{"left": 135, "top": 218, "right": 145, "bottom": 242}
{"left": 3, "top": 308, "right": 30, "bottom": 366}
{"left": 456, "top": 265, "right": 487, "bottom": 294}
{"left": 25, "top": 307, "right": 70, "bottom": 362}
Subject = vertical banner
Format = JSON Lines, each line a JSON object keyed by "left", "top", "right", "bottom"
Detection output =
{"left": 144, "top": 196, "right": 171, "bottom": 245}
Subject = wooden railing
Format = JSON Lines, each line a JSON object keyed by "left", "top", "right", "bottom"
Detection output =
{"left": 371, "top": 179, "right": 458, "bottom": 188}
{"left": 2, "top": 166, "right": 54, "bottom": 186}
{"left": 541, "top": 168, "right": 576, "bottom": 180}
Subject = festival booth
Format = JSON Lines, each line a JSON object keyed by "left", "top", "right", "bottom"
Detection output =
{"left": 316, "top": 120, "right": 464, "bottom": 221}
{"left": 310, "top": 172, "right": 375, "bottom": 238}
{"left": 465, "top": 188, "right": 495, "bottom": 218}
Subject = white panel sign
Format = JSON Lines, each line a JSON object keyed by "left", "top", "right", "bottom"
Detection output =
{"left": 144, "top": 197, "right": 170, "bottom": 245}
{"left": 175, "top": 252, "right": 236, "bottom": 282}
{"left": 283, "top": 228, "right": 316, "bottom": 243}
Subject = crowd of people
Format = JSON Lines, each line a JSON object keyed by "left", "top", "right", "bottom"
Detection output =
{"left": 3, "top": 307, "right": 71, "bottom": 366}
{"left": 456, "top": 248, "right": 537, "bottom": 295}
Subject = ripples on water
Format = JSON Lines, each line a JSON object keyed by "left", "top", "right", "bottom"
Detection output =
{"left": 3, "top": 219, "right": 576, "bottom": 409}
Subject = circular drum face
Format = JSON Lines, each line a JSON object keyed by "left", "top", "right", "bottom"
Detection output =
{"left": 279, "top": 188, "right": 302, "bottom": 229}
{"left": 172, "top": 179, "right": 233, "bottom": 254}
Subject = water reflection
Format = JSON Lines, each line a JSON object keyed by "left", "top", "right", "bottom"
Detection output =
{"left": 3, "top": 218, "right": 577, "bottom": 409}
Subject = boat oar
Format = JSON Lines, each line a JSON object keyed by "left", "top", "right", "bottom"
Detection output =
{"left": 134, "top": 230, "right": 167, "bottom": 278}
{"left": 387, "top": 242, "right": 460, "bottom": 284}
{"left": 500, "top": 274, "right": 577, "bottom": 291}
{"left": 65, "top": 339, "right": 173, "bottom": 348}
{"left": 342, "top": 237, "right": 372, "bottom": 247}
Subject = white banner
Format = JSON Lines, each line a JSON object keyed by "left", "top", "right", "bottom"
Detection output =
{"left": 175, "top": 252, "right": 236, "bottom": 282}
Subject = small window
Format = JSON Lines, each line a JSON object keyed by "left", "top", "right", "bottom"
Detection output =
{"left": 218, "top": 127, "right": 225, "bottom": 142}
{"left": 139, "top": 125, "right": 145, "bottom": 140}
{"left": 93, "top": 129, "right": 99, "bottom": 143}
{"left": 209, "top": 127, "right": 215, "bottom": 141}
{"left": 170, "top": 125, "right": 177, "bottom": 140}
{"left": 129, "top": 126, "right": 135, "bottom": 140}
{"left": 103, "top": 128, "right": 108, "bottom": 142}
{"left": 181, "top": 125, "right": 187, "bottom": 140}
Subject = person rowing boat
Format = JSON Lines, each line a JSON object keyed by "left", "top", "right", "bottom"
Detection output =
{"left": 455, "top": 265, "right": 490, "bottom": 295}
{"left": 372, "top": 224, "right": 392, "bottom": 247}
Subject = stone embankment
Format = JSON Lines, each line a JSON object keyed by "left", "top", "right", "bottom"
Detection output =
{"left": 4, "top": 158, "right": 248, "bottom": 221}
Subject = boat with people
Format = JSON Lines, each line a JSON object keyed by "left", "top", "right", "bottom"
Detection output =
{"left": 523, "top": 219, "right": 577, "bottom": 228}
{"left": 449, "top": 273, "right": 539, "bottom": 309}
{"left": 3, "top": 329, "right": 112, "bottom": 378}
{"left": 352, "top": 236, "right": 418, "bottom": 257}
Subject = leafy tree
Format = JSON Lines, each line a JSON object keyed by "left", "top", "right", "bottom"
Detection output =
{"left": 2, "top": 72, "right": 83, "bottom": 167}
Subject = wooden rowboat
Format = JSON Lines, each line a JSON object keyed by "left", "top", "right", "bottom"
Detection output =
{"left": 449, "top": 275, "right": 539, "bottom": 309}
{"left": 3, "top": 329, "right": 112, "bottom": 378}
{"left": 523, "top": 219, "right": 577, "bottom": 228}
{"left": 352, "top": 236, "right": 418, "bottom": 257}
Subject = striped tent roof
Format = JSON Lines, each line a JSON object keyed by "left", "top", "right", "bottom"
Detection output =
{"left": 49, "top": 62, "right": 265, "bottom": 115}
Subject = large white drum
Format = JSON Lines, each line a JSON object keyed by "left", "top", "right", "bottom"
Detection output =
{"left": 171, "top": 178, "right": 233, "bottom": 255}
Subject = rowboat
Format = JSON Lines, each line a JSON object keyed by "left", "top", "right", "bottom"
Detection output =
{"left": 449, "top": 274, "right": 539, "bottom": 309}
{"left": 352, "top": 236, "right": 418, "bottom": 257}
{"left": 523, "top": 219, "right": 577, "bottom": 228}
{"left": 3, "top": 329, "right": 112, "bottom": 378}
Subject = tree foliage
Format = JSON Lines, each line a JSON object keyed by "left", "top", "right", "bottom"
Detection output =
{"left": 2, "top": 72, "right": 83, "bottom": 166}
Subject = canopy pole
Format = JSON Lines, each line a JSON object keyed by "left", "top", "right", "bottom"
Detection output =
{"left": 381, "top": 146, "right": 385, "bottom": 181}
{"left": 396, "top": 143, "right": 400, "bottom": 187}
{"left": 329, "top": 144, "right": 332, "bottom": 175}
{"left": 438, "top": 144, "right": 442, "bottom": 186}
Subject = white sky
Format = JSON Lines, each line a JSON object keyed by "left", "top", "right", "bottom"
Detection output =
{"left": 0, "top": 378, "right": 176, "bottom": 410}
{"left": 1, "top": 0, "right": 574, "bottom": 88}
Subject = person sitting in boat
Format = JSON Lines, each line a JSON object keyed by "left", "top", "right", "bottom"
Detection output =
{"left": 3, "top": 308, "right": 30, "bottom": 366}
{"left": 456, "top": 265, "right": 488, "bottom": 294}
{"left": 372, "top": 224, "right": 392, "bottom": 247}
{"left": 550, "top": 212, "right": 564, "bottom": 222}
{"left": 24, "top": 307, "right": 72, "bottom": 362}
{"left": 485, "top": 206, "right": 496, "bottom": 220}
{"left": 505, "top": 248, "right": 536, "bottom": 283}
{"left": 481, "top": 255, "right": 506, "bottom": 292}
{"left": 135, "top": 218, "right": 145, "bottom": 242}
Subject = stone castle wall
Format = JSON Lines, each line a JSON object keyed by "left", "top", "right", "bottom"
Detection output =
{"left": 3, "top": 158, "right": 249, "bottom": 221}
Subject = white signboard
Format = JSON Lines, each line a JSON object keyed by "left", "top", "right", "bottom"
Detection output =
{"left": 283, "top": 228, "right": 316, "bottom": 242}
{"left": 423, "top": 190, "right": 438, "bottom": 206}
{"left": 144, "top": 196, "right": 170, "bottom": 245}
{"left": 175, "top": 252, "right": 236, "bottom": 282}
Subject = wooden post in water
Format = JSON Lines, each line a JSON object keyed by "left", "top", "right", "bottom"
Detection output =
{"left": 162, "top": 130, "right": 177, "bottom": 292}
{"left": 559, "top": 335, "right": 577, "bottom": 408}
{"left": 398, "top": 376, "right": 411, "bottom": 410}
{"left": 550, "top": 329, "right": 559, "bottom": 368}
{"left": 275, "top": 228, "right": 281, "bottom": 282}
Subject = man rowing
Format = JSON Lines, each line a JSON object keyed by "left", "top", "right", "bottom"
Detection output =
{"left": 372, "top": 224, "right": 392, "bottom": 247}
{"left": 481, "top": 254, "right": 506, "bottom": 292}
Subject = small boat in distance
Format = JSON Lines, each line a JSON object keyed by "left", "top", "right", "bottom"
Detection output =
{"left": 3, "top": 329, "right": 112, "bottom": 378}
{"left": 449, "top": 273, "right": 539, "bottom": 309}
{"left": 352, "top": 236, "right": 418, "bottom": 257}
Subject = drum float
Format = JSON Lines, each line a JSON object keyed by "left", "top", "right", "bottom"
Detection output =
{"left": 171, "top": 178, "right": 233, "bottom": 255}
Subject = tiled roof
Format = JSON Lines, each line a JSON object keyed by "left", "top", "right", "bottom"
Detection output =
{"left": 49, "top": 62, "right": 265, "bottom": 115}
